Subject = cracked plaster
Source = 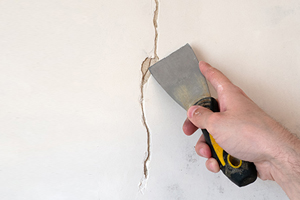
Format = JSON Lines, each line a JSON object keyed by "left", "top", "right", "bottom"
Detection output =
{"left": 139, "top": 0, "right": 159, "bottom": 192}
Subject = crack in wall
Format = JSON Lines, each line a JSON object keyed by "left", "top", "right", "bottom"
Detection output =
{"left": 139, "top": 0, "right": 159, "bottom": 192}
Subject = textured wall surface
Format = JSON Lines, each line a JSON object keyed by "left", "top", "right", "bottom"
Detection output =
{"left": 0, "top": 0, "right": 299, "bottom": 199}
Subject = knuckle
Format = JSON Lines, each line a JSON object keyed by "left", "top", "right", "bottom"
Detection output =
{"left": 235, "top": 86, "right": 244, "bottom": 94}
{"left": 231, "top": 85, "right": 245, "bottom": 95}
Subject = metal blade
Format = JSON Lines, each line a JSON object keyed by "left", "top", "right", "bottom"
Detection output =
{"left": 149, "top": 44, "right": 210, "bottom": 110}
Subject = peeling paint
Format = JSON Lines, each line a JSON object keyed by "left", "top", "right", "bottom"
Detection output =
{"left": 139, "top": 0, "right": 159, "bottom": 192}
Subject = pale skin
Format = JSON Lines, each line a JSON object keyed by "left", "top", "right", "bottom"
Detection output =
{"left": 182, "top": 61, "right": 300, "bottom": 200}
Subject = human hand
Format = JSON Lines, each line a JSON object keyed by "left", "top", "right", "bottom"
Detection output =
{"left": 182, "top": 61, "right": 300, "bottom": 199}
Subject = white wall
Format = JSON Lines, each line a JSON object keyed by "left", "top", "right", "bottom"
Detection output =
{"left": 0, "top": 0, "right": 299, "bottom": 199}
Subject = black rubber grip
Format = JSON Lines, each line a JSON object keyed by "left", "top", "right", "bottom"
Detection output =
{"left": 194, "top": 97, "right": 257, "bottom": 187}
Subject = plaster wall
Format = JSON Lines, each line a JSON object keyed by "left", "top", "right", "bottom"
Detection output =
{"left": 0, "top": 0, "right": 299, "bottom": 199}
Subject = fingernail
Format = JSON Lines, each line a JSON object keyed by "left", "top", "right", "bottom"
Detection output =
{"left": 188, "top": 106, "right": 201, "bottom": 118}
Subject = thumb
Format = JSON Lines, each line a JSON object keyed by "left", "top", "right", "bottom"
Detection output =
{"left": 187, "top": 105, "right": 214, "bottom": 129}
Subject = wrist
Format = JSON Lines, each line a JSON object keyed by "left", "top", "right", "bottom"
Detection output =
{"left": 269, "top": 129, "right": 300, "bottom": 199}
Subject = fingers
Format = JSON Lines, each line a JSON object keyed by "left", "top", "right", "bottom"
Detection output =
{"left": 182, "top": 118, "right": 198, "bottom": 136}
{"left": 184, "top": 61, "right": 225, "bottom": 174}
{"left": 206, "top": 158, "right": 220, "bottom": 173}
{"left": 195, "top": 134, "right": 211, "bottom": 158}
{"left": 195, "top": 134, "right": 220, "bottom": 173}
{"left": 199, "top": 61, "right": 232, "bottom": 95}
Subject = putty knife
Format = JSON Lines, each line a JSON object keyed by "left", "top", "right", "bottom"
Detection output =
{"left": 149, "top": 44, "right": 257, "bottom": 187}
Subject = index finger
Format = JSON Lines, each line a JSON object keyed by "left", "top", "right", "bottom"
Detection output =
{"left": 199, "top": 61, "right": 232, "bottom": 94}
